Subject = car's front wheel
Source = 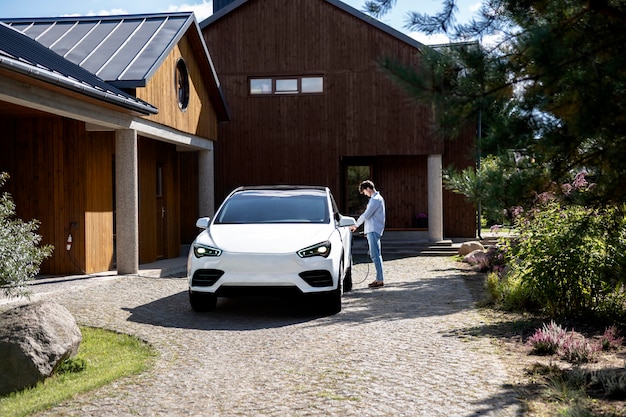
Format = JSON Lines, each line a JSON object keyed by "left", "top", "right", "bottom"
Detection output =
{"left": 189, "top": 290, "right": 217, "bottom": 312}
{"left": 343, "top": 262, "right": 353, "bottom": 292}
{"left": 319, "top": 286, "right": 341, "bottom": 315}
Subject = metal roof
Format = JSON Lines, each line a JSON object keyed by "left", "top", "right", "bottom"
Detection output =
{"left": 3, "top": 13, "right": 196, "bottom": 89}
{"left": 0, "top": 22, "right": 158, "bottom": 115}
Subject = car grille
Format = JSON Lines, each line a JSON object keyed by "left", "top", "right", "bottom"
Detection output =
{"left": 191, "top": 269, "right": 224, "bottom": 286}
{"left": 299, "top": 270, "right": 333, "bottom": 287}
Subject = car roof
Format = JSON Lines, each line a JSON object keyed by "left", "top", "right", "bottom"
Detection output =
{"left": 233, "top": 185, "right": 329, "bottom": 193}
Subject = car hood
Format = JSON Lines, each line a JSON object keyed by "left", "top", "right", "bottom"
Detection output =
{"left": 198, "top": 223, "right": 335, "bottom": 254}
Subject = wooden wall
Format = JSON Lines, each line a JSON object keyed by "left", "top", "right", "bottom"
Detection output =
{"left": 0, "top": 112, "right": 193, "bottom": 274}
{"left": 179, "top": 152, "right": 200, "bottom": 244}
{"left": 136, "top": 33, "right": 219, "bottom": 140}
{"left": 0, "top": 115, "right": 116, "bottom": 274}
{"left": 202, "top": 0, "right": 475, "bottom": 236}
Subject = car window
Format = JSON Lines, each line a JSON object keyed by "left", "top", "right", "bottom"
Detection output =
{"left": 215, "top": 191, "right": 330, "bottom": 224}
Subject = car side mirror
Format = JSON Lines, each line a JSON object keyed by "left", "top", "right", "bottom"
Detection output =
{"left": 338, "top": 215, "right": 356, "bottom": 228}
{"left": 195, "top": 217, "right": 211, "bottom": 229}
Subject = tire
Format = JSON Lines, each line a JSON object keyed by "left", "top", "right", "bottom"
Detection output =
{"left": 320, "top": 259, "right": 343, "bottom": 314}
{"left": 189, "top": 290, "right": 217, "bottom": 312}
{"left": 343, "top": 264, "right": 353, "bottom": 293}
{"left": 320, "top": 286, "right": 342, "bottom": 315}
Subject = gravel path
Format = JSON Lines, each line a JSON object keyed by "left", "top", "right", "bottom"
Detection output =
{"left": 3, "top": 255, "right": 521, "bottom": 416}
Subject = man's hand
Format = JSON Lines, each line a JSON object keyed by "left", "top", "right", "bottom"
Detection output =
{"left": 350, "top": 225, "right": 357, "bottom": 232}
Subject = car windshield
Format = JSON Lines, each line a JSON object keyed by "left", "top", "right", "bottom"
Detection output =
{"left": 214, "top": 190, "right": 330, "bottom": 224}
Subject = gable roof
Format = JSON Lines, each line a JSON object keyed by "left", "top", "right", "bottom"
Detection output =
{"left": 3, "top": 12, "right": 230, "bottom": 122}
{"left": 200, "top": 0, "right": 425, "bottom": 51}
{"left": 3, "top": 12, "right": 193, "bottom": 89}
{"left": 0, "top": 22, "right": 157, "bottom": 115}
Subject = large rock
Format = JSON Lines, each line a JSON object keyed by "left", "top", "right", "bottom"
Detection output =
{"left": 458, "top": 241, "right": 485, "bottom": 256}
{"left": 0, "top": 301, "right": 82, "bottom": 395}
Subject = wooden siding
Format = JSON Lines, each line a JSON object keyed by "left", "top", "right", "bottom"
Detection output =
{"left": 443, "top": 122, "right": 478, "bottom": 237}
{"left": 0, "top": 116, "right": 116, "bottom": 274}
{"left": 179, "top": 152, "right": 200, "bottom": 244}
{"left": 202, "top": 0, "right": 475, "bottom": 236}
{"left": 0, "top": 113, "right": 196, "bottom": 273}
{"left": 136, "top": 33, "right": 219, "bottom": 140}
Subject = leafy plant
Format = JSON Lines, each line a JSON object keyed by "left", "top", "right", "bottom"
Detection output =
{"left": 592, "top": 370, "right": 626, "bottom": 400}
{"left": 0, "top": 172, "right": 53, "bottom": 298}
{"left": 506, "top": 201, "right": 626, "bottom": 318}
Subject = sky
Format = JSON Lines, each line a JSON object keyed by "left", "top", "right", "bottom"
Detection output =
{"left": 0, "top": 0, "right": 480, "bottom": 45}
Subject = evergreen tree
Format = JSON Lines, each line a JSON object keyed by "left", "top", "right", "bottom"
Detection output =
{"left": 365, "top": 0, "right": 626, "bottom": 206}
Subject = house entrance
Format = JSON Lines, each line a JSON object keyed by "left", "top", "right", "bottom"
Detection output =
{"left": 342, "top": 161, "right": 372, "bottom": 218}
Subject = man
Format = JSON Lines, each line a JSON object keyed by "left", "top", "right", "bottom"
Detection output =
{"left": 350, "top": 180, "right": 385, "bottom": 288}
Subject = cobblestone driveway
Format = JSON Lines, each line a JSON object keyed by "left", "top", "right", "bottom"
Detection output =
{"left": 6, "top": 255, "right": 521, "bottom": 416}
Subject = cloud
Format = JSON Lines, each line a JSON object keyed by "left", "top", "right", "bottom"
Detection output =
{"left": 409, "top": 32, "right": 452, "bottom": 46}
{"left": 166, "top": 1, "right": 213, "bottom": 21}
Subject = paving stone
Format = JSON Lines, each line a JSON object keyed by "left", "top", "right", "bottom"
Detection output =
{"left": 1, "top": 256, "right": 520, "bottom": 416}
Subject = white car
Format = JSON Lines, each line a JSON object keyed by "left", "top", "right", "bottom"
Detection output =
{"left": 187, "top": 186, "right": 356, "bottom": 314}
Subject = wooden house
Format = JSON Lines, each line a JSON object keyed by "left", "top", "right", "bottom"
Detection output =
{"left": 201, "top": 0, "right": 476, "bottom": 239}
{"left": 0, "top": 13, "right": 229, "bottom": 275}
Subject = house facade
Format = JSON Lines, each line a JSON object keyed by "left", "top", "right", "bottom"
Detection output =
{"left": 201, "top": 0, "right": 476, "bottom": 239}
{"left": 0, "top": 13, "right": 229, "bottom": 275}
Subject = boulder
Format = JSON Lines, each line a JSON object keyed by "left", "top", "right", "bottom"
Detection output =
{"left": 458, "top": 241, "right": 485, "bottom": 256}
{"left": 464, "top": 249, "right": 489, "bottom": 266}
{"left": 0, "top": 301, "right": 82, "bottom": 395}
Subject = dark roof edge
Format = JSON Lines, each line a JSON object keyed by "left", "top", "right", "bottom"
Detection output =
{"left": 138, "top": 12, "right": 196, "bottom": 87}
{"left": 200, "top": 0, "right": 426, "bottom": 51}
{"left": 0, "top": 56, "right": 158, "bottom": 115}
{"left": 189, "top": 18, "right": 231, "bottom": 122}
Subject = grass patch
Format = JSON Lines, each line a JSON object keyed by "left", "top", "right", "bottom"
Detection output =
{"left": 0, "top": 326, "right": 157, "bottom": 417}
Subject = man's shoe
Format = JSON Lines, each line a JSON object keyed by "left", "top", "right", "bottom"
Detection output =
{"left": 368, "top": 280, "right": 384, "bottom": 288}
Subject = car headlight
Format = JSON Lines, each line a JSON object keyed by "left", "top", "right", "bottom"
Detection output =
{"left": 193, "top": 244, "right": 222, "bottom": 258}
{"left": 297, "top": 241, "right": 331, "bottom": 258}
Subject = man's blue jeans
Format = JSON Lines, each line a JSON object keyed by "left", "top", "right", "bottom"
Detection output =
{"left": 366, "top": 232, "right": 384, "bottom": 281}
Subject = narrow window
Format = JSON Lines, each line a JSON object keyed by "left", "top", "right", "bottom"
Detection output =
{"left": 301, "top": 77, "right": 323, "bottom": 93}
{"left": 250, "top": 78, "right": 272, "bottom": 94}
{"left": 275, "top": 78, "right": 298, "bottom": 94}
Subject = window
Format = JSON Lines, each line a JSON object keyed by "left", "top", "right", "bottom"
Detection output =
{"left": 275, "top": 78, "right": 298, "bottom": 94}
{"left": 249, "top": 76, "right": 324, "bottom": 95}
{"left": 250, "top": 78, "right": 272, "bottom": 94}
{"left": 301, "top": 77, "right": 324, "bottom": 93}
{"left": 175, "top": 58, "right": 190, "bottom": 111}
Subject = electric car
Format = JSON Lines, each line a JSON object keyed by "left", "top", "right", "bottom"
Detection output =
{"left": 187, "top": 186, "right": 356, "bottom": 314}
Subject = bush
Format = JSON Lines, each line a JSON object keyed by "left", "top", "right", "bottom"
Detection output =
{"left": 505, "top": 201, "right": 626, "bottom": 318}
{"left": 0, "top": 172, "right": 53, "bottom": 298}
{"left": 527, "top": 320, "right": 567, "bottom": 355}
{"left": 599, "top": 326, "right": 624, "bottom": 351}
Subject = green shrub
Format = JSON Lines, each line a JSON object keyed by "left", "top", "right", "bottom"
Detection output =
{"left": 0, "top": 172, "right": 53, "bottom": 298}
{"left": 506, "top": 201, "right": 626, "bottom": 318}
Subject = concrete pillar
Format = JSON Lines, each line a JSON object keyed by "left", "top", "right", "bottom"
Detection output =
{"left": 428, "top": 154, "right": 444, "bottom": 242}
{"left": 198, "top": 150, "right": 215, "bottom": 217}
{"left": 115, "top": 129, "right": 139, "bottom": 275}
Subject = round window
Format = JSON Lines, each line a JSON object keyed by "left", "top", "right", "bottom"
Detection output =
{"left": 175, "top": 58, "right": 190, "bottom": 111}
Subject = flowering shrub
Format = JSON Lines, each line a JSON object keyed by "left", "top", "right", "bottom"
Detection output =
{"left": 527, "top": 322, "right": 623, "bottom": 364}
{"left": 527, "top": 321, "right": 567, "bottom": 355}
{"left": 559, "top": 331, "right": 600, "bottom": 364}
{"left": 599, "top": 326, "right": 624, "bottom": 351}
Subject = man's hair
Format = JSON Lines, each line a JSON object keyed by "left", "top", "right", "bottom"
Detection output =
{"left": 359, "top": 180, "right": 375, "bottom": 191}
